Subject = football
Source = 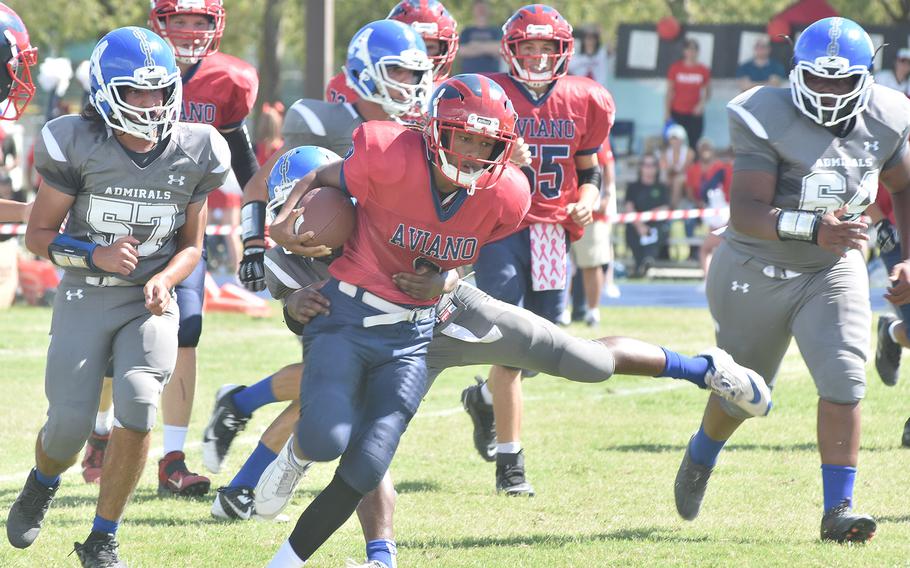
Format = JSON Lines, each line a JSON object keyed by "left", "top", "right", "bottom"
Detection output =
{"left": 291, "top": 186, "right": 356, "bottom": 249}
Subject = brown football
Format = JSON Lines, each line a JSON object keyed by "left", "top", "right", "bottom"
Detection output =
{"left": 292, "top": 186, "right": 356, "bottom": 249}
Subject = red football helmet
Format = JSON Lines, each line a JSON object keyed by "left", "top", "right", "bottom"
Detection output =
{"left": 387, "top": 0, "right": 459, "bottom": 81}
{"left": 425, "top": 74, "right": 518, "bottom": 192}
{"left": 150, "top": 0, "right": 226, "bottom": 63}
{"left": 501, "top": 4, "right": 574, "bottom": 87}
{"left": 0, "top": 3, "right": 36, "bottom": 120}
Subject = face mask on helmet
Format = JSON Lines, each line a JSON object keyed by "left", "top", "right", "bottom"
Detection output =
{"left": 266, "top": 146, "right": 342, "bottom": 222}
{"left": 387, "top": 1, "right": 460, "bottom": 81}
{"left": 150, "top": 0, "right": 225, "bottom": 64}
{"left": 0, "top": 5, "right": 38, "bottom": 121}
{"left": 501, "top": 5, "right": 574, "bottom": 88}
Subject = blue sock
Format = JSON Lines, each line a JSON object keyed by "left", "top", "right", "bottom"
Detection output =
{"left": 657, "top": 347, "right": 709, "bottom": 388}
{"left": 688, "top": 425, "right": 726, "bottom": 468}
{"left": 92, "top": 514, "right": 119, "bottom": 536}
{"left": 366, "top": 539, "right": 397, "bottom": 568}
{"left": 229, "top": 442, "right": 278, "bottom": 489}
{"left": 821, "top": 464, "right": 856, "bottom": 512}
{"left": 33, "top": 468, "right": 60, "bottom": 488}
{"left": 231, "top": 376, "right": 277, "bottom": 418}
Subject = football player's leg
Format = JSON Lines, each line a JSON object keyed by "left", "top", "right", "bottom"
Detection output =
{"left": 356, "top": 471, "right": 397, "bottom": 568}
{"left": 159, "top": 255, "right": 209, "bottom": 494}
{"left": 875, "top": 244, "right": 908, "bottom": 386}
{"left": 793, "top": 253, "right": 875, "bottom": 542}
{"left": 82, "top": 372, "right": 114, "bottom": 484}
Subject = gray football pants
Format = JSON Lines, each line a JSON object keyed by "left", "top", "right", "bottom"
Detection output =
{"left": 41, "top": 275, "right": 179, "bottom": 462}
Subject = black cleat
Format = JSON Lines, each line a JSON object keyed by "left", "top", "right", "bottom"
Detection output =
{"left": 875, "top": 314, "right": 902, "bottom": 387}
{"left": 902, "top": 416, "right": 910, "bottom": 448}
{"left": 211, "top": 486, "right": 255, "bottom": 521}
{"left": 495, "top": 450, "right": 535, "bottom": 496}
{"left": 674, "top": 442, "right": 713, "bottom": 521}
{"left": 820, "top": 501, "right": 876, "bottom": 543}
{"left": 202, "top": 384, "right": 250, "bottom": 473}
{"left": 73, "top": 531, "right": 125, "bottom": 567}
{"left": 461, "top": 377, "right": 496, "bottom": 462}
{"left": 7, "top": 468, "right": 59, "bottom": 548}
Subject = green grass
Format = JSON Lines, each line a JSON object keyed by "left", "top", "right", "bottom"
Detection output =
{"left": 1, "top": 304, "right": 910, "bottom": 567}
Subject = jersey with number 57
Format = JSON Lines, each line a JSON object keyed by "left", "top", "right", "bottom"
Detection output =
{"left": 488, "top": 72, "right": 614, "bottom": 241}
{"left": 725, "top": 84, "right": 910, "bottom": 272}
{"left": 33, "top": 115, "right": 230, "bottom": 283}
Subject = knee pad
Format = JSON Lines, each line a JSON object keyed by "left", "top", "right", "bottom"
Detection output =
{"left": 112, "top": 368, "right": 167, "bottom": 432}
{"left": 42, "top": 405, "right": 94, "bottom": 462}
{"left": 177, "top": 313, "right": 203, "bottom": 348}
{"left": 557, "top": 339, "right": 616, "bottom": 383}
{"left": 339, "top": 416, "right": 407, "bottom": 494}
{"left": 175, "top": 262, "right": 205, "bottom": 348}
{"left": 295, "top": 416, "right": 350, "bottom": 462}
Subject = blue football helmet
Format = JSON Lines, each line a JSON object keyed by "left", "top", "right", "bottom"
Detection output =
{"left": 266, "top": 146, "right": 341, "bottom": 221}
{"left": 789, "top": 17, "right": 875, "bottom": 127}
{"left": 343, "top": 19, "right": 433, "bottom": 118}
{"left": 89, "top": 26, "right": 181, "bottom": 142}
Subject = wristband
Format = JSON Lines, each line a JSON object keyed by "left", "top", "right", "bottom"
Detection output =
{"left": 576, "top": 166, "right": 602, "bottom": 189}
{"left": 241, "top": 200, "right": 266, "bottom": 243}
{"left": 776, "top": 210, "right": 820, "bottom": 243}
{"left": 48, "top": 234, "right": 99, "bottom": 270}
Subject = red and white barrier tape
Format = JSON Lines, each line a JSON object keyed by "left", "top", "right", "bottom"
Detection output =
{"left": 0, "top": 207, "right": 730, "bottom": 236}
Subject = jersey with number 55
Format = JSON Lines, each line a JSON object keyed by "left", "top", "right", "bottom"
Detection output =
{"left": 34, "top": 115, "right": 230, "bottom": 283}
{"left": 725, "top": 84, "right": 910, "bottom": 272}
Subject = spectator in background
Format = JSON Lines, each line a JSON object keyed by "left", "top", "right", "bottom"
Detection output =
{"left": 624, "top": 155, "right": 671, "bottom": 277}
{"left": 666, "top": 38, "right": 710, "bottom": 150}
{"left": 685, "top": 137, "right": 732, "bottom": 290}
{"left": 458, "top": 0, "right": 502, "bottom": 74}
{"left": 660, "top": 124, "right": 694, "bottom": 259}
{"left": 876, "top": 47, "right": 910, "bottom": 96}
{"left": 569, "top": 24, "right": 608, "bottom": 85}
{"left": 736, "top": 36, "right": 786, "bottom": 92}
{"left": 255, "top": 102, "right": 285, "bottom": 165}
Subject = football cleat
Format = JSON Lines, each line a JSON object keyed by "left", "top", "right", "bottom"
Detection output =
{"left": 73, "top": 531, "right": 125, "bottom": 568}
{"left": 875, "top": 314, "right": 901, "bottom": 387}
{"left": 81, "top": 431, "right": 109, "bottom": 484}
{"left": 345, "top": 561, "right": 390, "bottom": 568}
{"left": 158, "top": 451, "right": 211, "bottom": 497}
{"left": 461, "top": 377, "right": 496, "bottom": 462}
{"left": 700, "top": 347, "right": 772, "bottom": 418}
{"left": 820, "top": 501, "right": 876, "bottom": 543}
{"left": 202, "top": 384, "right": 251, "bottom": 474}
{"left": 7, "top": 468, "right": 59, "bottom": 549}
{"left": 902, "top": 416, "right": 910, "bottom": 448}
{"left": 674, "top": 442, "right": 713, "bottom": 521}
{"left": 255, "top": 436, "right": 312, "bottom": 519}
{"left": 211, "top": 486, "right": 254, "bottom": 521}
{"left": 495, "top": 450, "right": 535, "bottom": 496}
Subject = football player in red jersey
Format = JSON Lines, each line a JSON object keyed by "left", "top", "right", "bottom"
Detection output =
{"left": 0, "top": 2, "right": 37, "bottom": 223}
{"left": 325, "top": 0, "right": 459, "bottom": 104}
{"left": 80, "top": 0, "right": 261, "bottom": 496}
{"left": 464, "top": 4, "right": 616, "bottom": 495}
{"left": 262, "top": 73, "right": 530, "bottom": 568}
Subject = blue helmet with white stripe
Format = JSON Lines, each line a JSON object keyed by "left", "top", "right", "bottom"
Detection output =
{"left": 89, "top": 26, "right": 181, "bottom": 142}
{"left": 344, "top": 19, "right": 433, "bottom": 118}
{"left": 789, "top": 17, "right": 875, "bottom": 127}
{"left": 266, "top": 146, "right": 341, "bottom": 221}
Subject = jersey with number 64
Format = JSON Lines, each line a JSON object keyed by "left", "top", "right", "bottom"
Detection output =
{"left": 725, "top": 84, "right": 910, "bottom": 272}
{"left": 34, "top": 115, "right": 231, "bottom": 284}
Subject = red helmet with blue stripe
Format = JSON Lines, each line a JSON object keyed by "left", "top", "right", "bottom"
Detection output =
{"left": 387, "top": 0, "right": 459, "bottom": 81}
{"left": 0, "top": 2, "right": 37, "bottom": 120}
{"left": 501, "top": 4, "right": 574, "bottom": 88}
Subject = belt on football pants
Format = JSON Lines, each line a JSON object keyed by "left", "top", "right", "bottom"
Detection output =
{"left": 338, "top": 280, "right": 436, "bottom": 328}
{"left": 83, "top": 275, "right": 135, "bottom": 287}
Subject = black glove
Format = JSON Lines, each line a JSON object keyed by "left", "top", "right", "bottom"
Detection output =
{"left": 876, "top": 218, "right": 899, "bottom": 254}
{"left": 238, "top": 246, "right": 266, "bottom": 292}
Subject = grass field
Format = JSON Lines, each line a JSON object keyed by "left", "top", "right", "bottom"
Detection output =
{"left": 1, "top": 302, "right": 910, "bottom": 567}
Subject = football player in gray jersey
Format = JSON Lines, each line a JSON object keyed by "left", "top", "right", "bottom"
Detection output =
{"left": 5, "top": 27, "right": 229, "bottom": 567}
{"left": 207, "top": 146, "right": 770, "bottom": 568}
{"left": 674, "top": 17, "right": 910, "bottom": 543}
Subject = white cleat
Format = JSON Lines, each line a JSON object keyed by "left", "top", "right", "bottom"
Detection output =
{"left": 700, "top": 347, "right": 772, "bottom": 417}
{"left": 254, "top": 436, "right": 311, "bottom": 519}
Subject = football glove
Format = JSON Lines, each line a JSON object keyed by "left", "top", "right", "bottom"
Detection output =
{"left": 238, "top": 246, "right": 266, "bottom": 292}
{"left": 876, "top": 218, "right": 899, "bottom": 254}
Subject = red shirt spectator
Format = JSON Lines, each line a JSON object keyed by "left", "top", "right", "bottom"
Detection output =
{"left": 668, "top": 60, "right": 711, "bottom": 115}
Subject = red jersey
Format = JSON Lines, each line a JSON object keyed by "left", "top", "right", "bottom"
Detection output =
{"left": 181, "top": 52, "right": 259, "bottom": 131}
{"left": 685, "top": 159, "right": 732, "bottom": 204}
{"left": 331, "top": 122, "right": 531, "bottom": 305}
{"left": 877, "top": 184, "right": 896, "bottom": 224}
{"left": 325, "top": 71, "right": 359, "bottom": 104}
{"left": 489, "top": 73, "right": 614, "bottom": 241}
{"left": 667, "top": 61, "right": 711, "bottom": 115}
{"left": 593, "top": 139, "right": 614, "bottom": 223}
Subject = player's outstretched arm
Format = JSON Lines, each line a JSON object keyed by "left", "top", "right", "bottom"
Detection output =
{"left": 0, "top": 199, "right": 31, "bottom": 223}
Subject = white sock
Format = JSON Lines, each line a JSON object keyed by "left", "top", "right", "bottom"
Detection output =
{"left": 287, "top": 437, "right": 313, "bottom": 471}
{"left": 162, "top": 425, "right": 188, "bottom": 456}
{"left": 497, "top": 441, "right": 522, "bottom": 454}
{"left": 479, "top": 381, "right": 494, "bottom": 405}
{"left": 94, "top": 409, "right": 114, "bottom": 436}
{"left": 889, "top": 320, "right": 903, "bottom": 344}
{"left": 266, "top": 540, "right": 306, "bottom": 568}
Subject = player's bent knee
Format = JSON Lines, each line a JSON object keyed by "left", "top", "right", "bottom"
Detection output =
{"left": 295, "top": 419, "right": 349, "bottom": 462}
{"left": 339, "top": 419, "right": 406, "bottom": 494}
{"left": 557, "top": 340, "right": 616, "bottom": 383}
{"left": 177, "top": 313, "right": 203, "bottom": 348}
{"left": 42, "top": 405, "right": 94, "bottom": 461}
{"left": 113, "top": 369, "right": 168, "bottom": 432}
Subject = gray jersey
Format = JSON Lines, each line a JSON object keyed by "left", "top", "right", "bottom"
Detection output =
{"left": 725, "top": 84, "right": 910, "bottom": 272}
{"left": 35, "top": 115, "right": 230, "bottom": 284}
{"left": 264, "top": 246, "right": 330, "bottom": 300}
{"left": 282, "top": 99, "right": 364, "bottom": 156}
